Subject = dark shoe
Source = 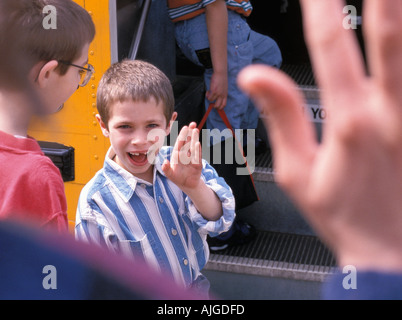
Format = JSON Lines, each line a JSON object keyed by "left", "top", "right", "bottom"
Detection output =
{"left": 207, "top": 219, "right": 257, "bottom": 252}
{"left": 255, "top": 137, "right": 268, "bottom": 156}
{"left": 242, "top": 132, "right": 269, "bottom": 157}
{"left": 207, "top": 236, "right": 230, "bottom": 252}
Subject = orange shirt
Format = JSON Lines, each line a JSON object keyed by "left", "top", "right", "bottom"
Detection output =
{"left": 167, "top": 0, "right": 252, "bottom": 23}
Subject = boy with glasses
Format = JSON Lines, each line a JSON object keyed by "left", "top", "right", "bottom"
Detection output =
{"left": 58, "top": 61, "right": 95, "bottom": 88}
{"left": 0, "top": 0, "right": 95, "bottom": 232}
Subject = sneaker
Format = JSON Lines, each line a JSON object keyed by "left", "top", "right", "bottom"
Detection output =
{"left": 207, "top": 219, "right": 257, "bottom": 252}
{"left": 206, "top": 237, "right": 230, "bottom": 252}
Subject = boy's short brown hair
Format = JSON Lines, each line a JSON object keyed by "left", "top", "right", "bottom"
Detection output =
{"left": 97, "top": 60, "right": 175, "bottom": 128}
{"left": 0, "top": 0, "right": 95, "bottom": 89}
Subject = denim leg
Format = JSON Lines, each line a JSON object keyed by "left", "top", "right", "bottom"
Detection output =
{"left": 240, "top": 30, "right": 283, "bottom": 129}
{"left": 250, "top": 29, "right": 282, "bottom": 68}
{"left": 225, "top": 12, "right": 254, "bottom": 131}
{"left": 175, "top": 12, "right": 253, "bottom": 134}
{"left": 203, "top": 68, "right": 248, "bottom": 134}
{"left": 175, "top": 15, "right": 229, "bottom": 135}
{"left": 174, "top": 14, "right": 210, "bottom": 68}
{"left": 174, "top": 12, "right": 282, "bottom": 133}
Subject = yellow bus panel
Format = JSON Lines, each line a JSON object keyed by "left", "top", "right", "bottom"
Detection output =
{"left": 28, "top": 0, "right": 114, "bottom": 232}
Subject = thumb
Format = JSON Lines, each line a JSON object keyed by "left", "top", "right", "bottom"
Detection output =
{"left": 162, "top": 159, "right": 172, "bottom": 177}
{"left": 206, "top": 90, "right": 215, "bottom": 103}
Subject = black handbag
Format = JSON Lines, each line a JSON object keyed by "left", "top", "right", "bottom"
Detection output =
{"left": 198, "top": 104, "right": 259, "bottom": 210}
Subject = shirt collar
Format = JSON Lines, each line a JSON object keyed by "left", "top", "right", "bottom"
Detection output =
{"left": 0, "top": 130, "right": 43, "bottom": 154}
{"left": 102, "top": 147, "right": 169, "bottom": 202}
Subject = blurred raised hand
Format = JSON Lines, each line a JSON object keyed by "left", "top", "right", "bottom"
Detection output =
{"left": 238, "top": 0, "right": 402, "bottom": 273}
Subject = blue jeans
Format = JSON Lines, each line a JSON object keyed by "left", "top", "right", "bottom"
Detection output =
{"left": 175, "top": 10, "right": 282, "bottom": 133}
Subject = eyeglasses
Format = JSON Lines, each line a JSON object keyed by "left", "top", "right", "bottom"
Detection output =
{"left": 58, "top": 61, "right": 94, "bottom": 87}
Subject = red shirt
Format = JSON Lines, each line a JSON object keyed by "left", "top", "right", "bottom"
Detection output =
{"left": 0, "top": 130, "right": 68, "bottom": 232}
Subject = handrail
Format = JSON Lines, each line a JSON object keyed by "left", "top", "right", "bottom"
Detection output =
{"left": 128, "top": 0, "right": 152, "bottom": 60}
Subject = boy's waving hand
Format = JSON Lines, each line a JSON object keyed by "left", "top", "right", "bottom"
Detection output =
{"left": 238, "top": 0, "right": 402, "bottom": 273}
{"left": 162, "top": 122, "right": 202, "bottom": 190}
{"left": 163, "top": 122, "right": 223, "bottom": 221}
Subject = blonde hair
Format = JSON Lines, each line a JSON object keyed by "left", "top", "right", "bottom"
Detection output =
{"left": 97, "top": 60, "right": 175, "bottom": 128}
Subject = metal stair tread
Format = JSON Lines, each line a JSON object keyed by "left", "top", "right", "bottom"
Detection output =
{"left": 253, "top": 64, "right": 320, "bottom": 182}
{"left": 205, "top": 230, "right": 337, "bottom": 282}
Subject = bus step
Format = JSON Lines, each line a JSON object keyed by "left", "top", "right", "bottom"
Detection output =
{"left": 280, "top": 63, "right": 315, "bottom": 87}
{"left": 253, "top": 148, "right": 275, "bottom": 182}
{"left": 205, "top": 230, "right": 337, "bottom": 282}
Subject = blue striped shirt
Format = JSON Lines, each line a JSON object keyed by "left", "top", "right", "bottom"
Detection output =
{"left": 75, "top": 146, "right": 235, "bottom": 287}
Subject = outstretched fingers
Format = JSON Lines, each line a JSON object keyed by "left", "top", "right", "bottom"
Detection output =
{"left": 300, "top": 0, "right": 366, "bottom": 113}
{"left": 364, "top": 0, "right": 402, "bottom": 102}
{"left": 172, "top": 123, "right": 201, "bottom": 166}
{"left": 190, "top": 126, "right": 202, "bottom": 166}
{"left": 238, "top": 65, "right": 317, "bottom": 193}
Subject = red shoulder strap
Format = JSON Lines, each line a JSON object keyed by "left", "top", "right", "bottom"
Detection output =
{"left": 197, "top": 103, "right": 259, "bottom": 199}
{"left": 197, "top": 103, "right": 234, "bottom": 135}
{"left": 197, "top": 103, "right": 213, "bottom": 131}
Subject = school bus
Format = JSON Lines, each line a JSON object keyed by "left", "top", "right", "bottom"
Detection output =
{"left": 28, "top": 0, "right": 364, "bottom": 299}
